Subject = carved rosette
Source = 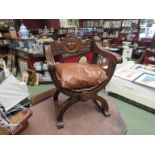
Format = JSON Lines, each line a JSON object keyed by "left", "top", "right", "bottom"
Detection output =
{"left": 80, "top": 91, "right": 95, "bottom": 102}
{"left": 62, "top": 36, "right": 81, "bottom": 52}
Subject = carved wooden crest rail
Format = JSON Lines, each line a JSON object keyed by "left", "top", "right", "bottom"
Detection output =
{"left": 50, "top": 35, "right": 92, "bottom": 52}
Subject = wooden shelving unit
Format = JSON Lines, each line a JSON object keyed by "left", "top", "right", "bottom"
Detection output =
{"left": 0, "top": 29, "right": 9, "bottom": 64}
{"left": 8, "top": 37, "right": 52, "bottom": 85}
{"left": 79, "top": 19, "right": 141, "bottom": 44}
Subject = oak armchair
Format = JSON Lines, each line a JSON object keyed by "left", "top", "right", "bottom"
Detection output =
{"left": 44, "top": 35, "right": 122, "bottom": 128}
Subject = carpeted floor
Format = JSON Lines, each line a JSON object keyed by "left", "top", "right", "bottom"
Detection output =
{"left": 21, "top": 94, "right": 127, "bottom": 135}
{"left": 27, "top": 85, "right": 155, "bottom": 134}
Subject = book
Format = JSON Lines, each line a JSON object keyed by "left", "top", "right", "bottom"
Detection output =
{"left": 134, "top": 73, "right": 155, "bottom": 88}
{"left": 86, "top": 20, "right": 91, "bottom": 27}
{"left": 114, "top": 68, "right": 143, "bottom": 81}
{"left": 90, "top": 20, "right": 94, "bottom": 27}
{"left": 131, "top": 64, "right": 155, "bottom": 75}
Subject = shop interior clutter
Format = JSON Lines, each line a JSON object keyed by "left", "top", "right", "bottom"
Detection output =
{"left": 0, "top": 19, "right": 155, "bottom": 135}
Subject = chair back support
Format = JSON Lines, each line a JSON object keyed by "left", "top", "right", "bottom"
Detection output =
{"left": 44, "top": 35, "right": 93, "bottom": 65}
{"left": 50, "top": 35, "right": 92, "bottom": 53}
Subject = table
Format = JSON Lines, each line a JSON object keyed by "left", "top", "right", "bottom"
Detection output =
{"left": 106, "top": 61, "right": 155, "bottom": 112}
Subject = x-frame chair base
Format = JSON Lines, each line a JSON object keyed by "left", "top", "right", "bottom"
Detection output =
{"left": 53, "top": 89, "right": 110, "bottom": 129}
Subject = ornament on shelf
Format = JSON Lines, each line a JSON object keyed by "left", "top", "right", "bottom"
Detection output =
{"left": 9, "top": 26, "right": 17, "bottom": 38}
{"left": 19, "top": 22, "right": 29, "bottom": 39}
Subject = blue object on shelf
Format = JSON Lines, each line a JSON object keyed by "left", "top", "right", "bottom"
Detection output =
{"left": 19, "top": 24, "right": 29, "bottom": 39}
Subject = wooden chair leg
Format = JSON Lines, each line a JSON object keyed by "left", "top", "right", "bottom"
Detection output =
{"left": 93, "top": 95, "right": 110, "bottom": 117}
{"left": 54, "top": 89, "right": 60, "bottom": 101}
{"left": 55, "top": 97, "right": 79, "bottom": 129}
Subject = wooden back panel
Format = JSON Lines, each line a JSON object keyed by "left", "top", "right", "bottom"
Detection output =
{"left": 44, "top": 35, "right": 93, "bottom": 65}
{"left": 50, "top": 35, "right": 92, "bottom": 53}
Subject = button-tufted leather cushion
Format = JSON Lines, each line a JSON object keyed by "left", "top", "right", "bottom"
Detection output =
{"left": 55, "top": 63, "right": 107, "bottom": 89}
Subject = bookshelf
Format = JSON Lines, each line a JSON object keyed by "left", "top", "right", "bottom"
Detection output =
{"left": 0, "top": 29, "right": 9, "bottom": 65}
{"left": 80, "top": 19, "right": 141, "bottom": 43}
{"left": 8, "top": 38, "right": 52, "bottom": 85}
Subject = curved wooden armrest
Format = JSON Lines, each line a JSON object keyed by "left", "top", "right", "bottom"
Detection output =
{"left": 44, "top": 43, "right": 56, "bottom": 66}
{"left": 93, "top": 36, "right": 122, "bottom": 64}
{"left": 110, "top": 52, "right": 123, "bottom": 64}
{"left": 48, "top": 64, "right": 56, "bottom": 71}
{"left": 94, "top": 41, "right": 122, "bottom": 64}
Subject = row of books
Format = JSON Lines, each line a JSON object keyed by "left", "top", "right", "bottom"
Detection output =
{"left": 83, "top": 20, "right": 139, "bottom": 28}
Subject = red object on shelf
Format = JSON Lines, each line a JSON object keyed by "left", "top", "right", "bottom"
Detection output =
{"left": 22, "top": 19, "right": 44, "bottom": 29}
{"left": 143, "top": 52, "right": 155, "bottom": 65}
{"left": 21, "top": 19, "right": 61, "bottom": 29}
{"left": 50, "top": 19, "right": 60, "bottom": 29}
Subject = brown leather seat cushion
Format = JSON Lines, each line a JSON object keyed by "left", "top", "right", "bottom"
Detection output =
{"left": 55, "top": 63, "right": 107, "bottom": 89}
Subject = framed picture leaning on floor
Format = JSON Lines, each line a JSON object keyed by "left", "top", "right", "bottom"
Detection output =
{"left": 12, "top": 66, "right": 17, "bottom": 76}
{"left": 21, "top": 71, "right": 29, "bottom": 84}
{"left": 18, "top": 59, "right": 28, "bottom": 76}
{"left": 6, "top": 55, "right": 12, "bottom": 71}
{"left": 0, "top": 59, "right": 6, "bottom": 69}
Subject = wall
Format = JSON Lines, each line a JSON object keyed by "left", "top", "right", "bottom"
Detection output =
{"left": 17, "top": 19, "right": 60, "bottom": 29}
{"left": 22, "top": 19, "right": 45, "bottom": 29}
{"left": 49, "top": 19, "right": 60, "bottom": 29}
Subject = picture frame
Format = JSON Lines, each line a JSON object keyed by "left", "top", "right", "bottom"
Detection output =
{"left": 0, "top": 59, "right": 6, "bottom": 69}
{"left": 0, "top": 40, "right": 3, "bottom": 46}
{"left": 12, "top": 66, "right": 17, "bottom": 76}
{"left": 114, "top": 68, "right": 143, "bottom": 81}
{"left": 0, "top": 32, "right": 2, "bottom": 38}
{"left": 35, "top": 73, "right": 39, "bottom": 85}
{"left": 134, "top": 73, "right": 155, "bottom": 88}
{"left": 11, "top": 53, "right": 16, "bottom": 66}
{"left": 18, "top": 59, "right": 28, "bottom": 76}
{"left": 7, "top": 55, "right": 12, "bottom": 71}
{"left": 131, "top": 64, "right": 155, "bottom": 73}
{"left": 2, "top": 40, "right": 8, "bottom": 45}
{"left": 21, "top": 71, "right": 29, "bottom": 84}
{"left": 27, "top": 69, "right": 37, "bottom": 85}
